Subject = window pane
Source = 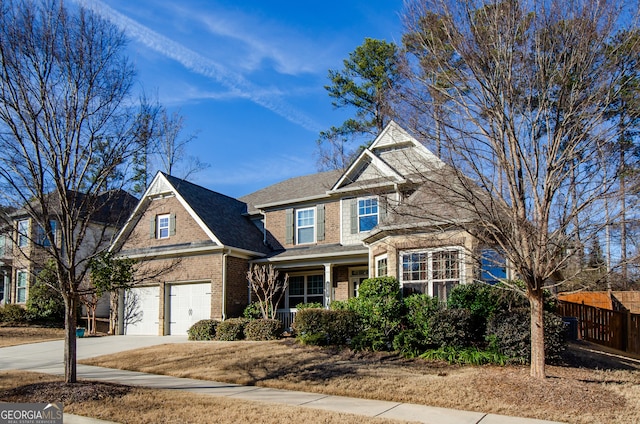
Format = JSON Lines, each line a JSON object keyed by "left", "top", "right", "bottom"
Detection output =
{"left": 376, "top": 258, "right": 388, "bottom": 277}
{"left": 432, "top": 250, "right": 459, "bottom": 281}
{"left": 296, "top": 209, "right": 314, "bottom": 244}
{"left": 289, "top": 276, "right": 304, "bottom": 295}
{"left": 297, "top": 227, "right": 314, "bottom": 244}
{"left": 481, "top": 249, "right": 506, "bottom": 284}
{"left": 157, "top": 215, "right": 170, "bottom": 239}
{"left": 403, "top": 252, "right": 428, "bottom": 281}
{"left": 307, "top": 275, "right": 324, "bottom": 295}
{"left": 18, "top": 220, "right": 29, "bottom": 247}
{"left": 358, "top": 198, "right": 378, "bottom": 232}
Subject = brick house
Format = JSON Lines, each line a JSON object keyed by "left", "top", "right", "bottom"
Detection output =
{"left": 0, "top": 190, "right": 136, "bottom": 308}
{"left": 112, "top": 121, "right": 509, "bottom": 335}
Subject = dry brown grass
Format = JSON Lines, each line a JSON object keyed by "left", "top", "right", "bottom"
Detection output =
{"left": 0, "top": 325, "right": 64, "bottom": 347}
{"left": 80, "top": 339, "right": 640, "bottom": 424}
{"left": 0, "top": 370, "right": 413, "bottom": 424}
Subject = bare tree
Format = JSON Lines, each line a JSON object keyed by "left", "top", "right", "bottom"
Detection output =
{"left": 246, "top": 264, "right": 288, "bottom": 319}
{"left": 401, "top": 0, "right": 639, "bottom": 378}
{"left": 0, "top": 0, "right": 145, "bottom": 383}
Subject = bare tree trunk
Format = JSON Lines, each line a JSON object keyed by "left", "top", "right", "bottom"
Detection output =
{"left": 529, "top": 290, "right": 545, "bottom": 379}
{"left": 64, "top": 294, "right": 78, "bottom": 383}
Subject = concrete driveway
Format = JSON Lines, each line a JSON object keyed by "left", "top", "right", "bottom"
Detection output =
{"left": 0, "top": 335, "right": 188, "bottom": 372}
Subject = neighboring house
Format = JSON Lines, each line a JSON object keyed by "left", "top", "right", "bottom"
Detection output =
{"left": 0, "top": 190, "right": 136, "bottom": 310}
{"left": 112, "top": 121, "right": 509, "bottom": 335}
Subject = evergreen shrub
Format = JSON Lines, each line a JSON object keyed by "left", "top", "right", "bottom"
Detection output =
{"left": 244, "top": 318, "right": 282, "bottom": 340}
{"left": 215, "top": 318, "right": 249, "bottom": 341}
{"left": 187, "top": 319, "right": 219, "bottom": 341}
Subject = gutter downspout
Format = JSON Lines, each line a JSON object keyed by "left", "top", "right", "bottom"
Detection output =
{"left": 222, "top": 249, "right": 228, "bottom": 321}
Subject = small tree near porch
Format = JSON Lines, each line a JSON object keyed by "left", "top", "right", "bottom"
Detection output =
{"left": 247, "top": 264, "right": 289, "bottom": 320}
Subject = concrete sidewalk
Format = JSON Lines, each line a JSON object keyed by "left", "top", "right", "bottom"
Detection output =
{"left": 1, "top": 336, "right": 566, "bottom": 424}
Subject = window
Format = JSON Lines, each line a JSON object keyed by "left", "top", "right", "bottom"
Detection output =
{"left": 358, "top": 197, "right": 378, "bottom": 232}
{"left": 36, "top": 221, "right": 56, "bottom": 247}
{"left": 17, "top": 220, "right": 29, "bottom": 248}
{"left": 296, "top": 208, "right": 315, "bottom": 244}
{"left": 376, "top": 255, "right": 388, "bottom": 277}
{"left": 16, "top": 270, "right": 27, "bottom": 303}
{"left": 400, "top": 248, "right": 463, "bottom": 301}
{"left": 157, "top": 214, "right": 170, "bottom": 239}
{"left": 288, "top": 274, "right": 324, "bottom": 307}
{"left": 480, "top": 249, "right": 507, "bottom": 284}
{"left": 0, "top": 234, "right": 5, "bottom": 257}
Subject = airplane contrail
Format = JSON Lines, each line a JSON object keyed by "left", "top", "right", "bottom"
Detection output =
{"left": 71, "top": 0, "right": 324, "bottom": 133}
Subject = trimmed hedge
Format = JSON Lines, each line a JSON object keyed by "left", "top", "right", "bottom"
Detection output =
{"left": 215, "top": 318, "right": 250, "bottom": 341}
{"left": 187, "top": 319, "right": 219, "bottom": 341}
{"left": 292, "top": 308, "right": 360, "bottom": 346}
{"left": 244, "top": 319, "right": 282, "bottom": 341}
{"left": 0, "top": 304, "right": 28, "bottom": 323}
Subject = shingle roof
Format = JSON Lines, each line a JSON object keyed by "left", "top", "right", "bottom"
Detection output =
{"left": 163, "top": 173, "right": 270, "bottom": 254}
{"left": 239, "top": 170, "right": 342, "bottom": 214}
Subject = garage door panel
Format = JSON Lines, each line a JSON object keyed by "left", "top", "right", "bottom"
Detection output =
{"left": 125, "top": 287, "right": 159, "bottom": 335}
{"left": 169, "top": 283, "right": 211, "bottom": 335}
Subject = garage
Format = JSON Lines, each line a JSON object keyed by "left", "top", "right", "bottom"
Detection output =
{"left": 168, "top": 282, "right": 212, "bottom": 335}
{"left": 125, "top": 286, "right": 160, "bottom": 335}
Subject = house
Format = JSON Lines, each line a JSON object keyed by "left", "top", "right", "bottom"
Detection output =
{"left": 111, "top": 121, "right": 508, "bottom": 335}
{"left": 0, "top": 190, "right": 136, "bottom": 312}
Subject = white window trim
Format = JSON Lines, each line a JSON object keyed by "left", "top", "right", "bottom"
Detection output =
{"left": 398, "top": 247, "right": 465, "bottom": 296}
{"left": 295, "top": 207, "right": 316, "bottom": 245}
{"left": 357, "top": 196, "right": 378, "bottom": 232}
{"left": 375, "top": 254, "right": 388, "bottom": 277}
{"left": 16, "top": 270, "right": 28, "bottom": 304}
{"left": 17, "top": 219, "right": 29, "bottom": 248}
{"left": 157, "top": 214, "right": 171, "bottom": 239}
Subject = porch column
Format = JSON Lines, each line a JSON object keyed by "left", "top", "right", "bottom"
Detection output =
{"left": 2, "top": 270, "right": 9, "bottom": 305}
{"left": 324, "top": 263, "right": 332, "bottom": 309}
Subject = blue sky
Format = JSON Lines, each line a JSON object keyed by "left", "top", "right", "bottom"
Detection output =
{"left": 73, "top": 0, "right": 405, "bottom": 197}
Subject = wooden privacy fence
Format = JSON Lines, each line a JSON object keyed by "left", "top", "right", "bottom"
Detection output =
{"left": 557, "top": 300, "right": 640, "bottom": 355}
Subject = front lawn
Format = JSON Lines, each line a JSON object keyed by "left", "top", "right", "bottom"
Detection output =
{"left": 0, "top": 370, "right": 407, "bottom": 424}
{"left": 0, "top": 325, "right": 64, "bottom": 347}
{"left": 79, "top": 339, "right": 640, "bottom": 424}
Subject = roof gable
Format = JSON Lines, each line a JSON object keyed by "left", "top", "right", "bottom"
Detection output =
{"left": 112, "top": 172, "right": 269, "bottom": 255}
{"left": 330, "top": 121, "right": 444, "bottom": 193}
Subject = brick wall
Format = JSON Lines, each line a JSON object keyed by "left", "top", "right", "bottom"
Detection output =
{"left": 122, "top": 196, "right": 209, "bottom": 251}
{"left": 225, "top": 256, "right": 250, "bottom": 317}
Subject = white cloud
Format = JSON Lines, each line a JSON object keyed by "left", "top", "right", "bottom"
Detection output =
{"left": 72, "top": 0, "right": 324, "bottom": 133}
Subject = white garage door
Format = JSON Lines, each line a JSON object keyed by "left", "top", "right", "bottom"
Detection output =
{"left": 168, "top": 283, "right": 212, "bottom": 335}
{"left": 125, "top": 286, "right": 159, "bottom": 335}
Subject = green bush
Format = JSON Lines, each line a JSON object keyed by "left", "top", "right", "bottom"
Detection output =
{"left": 292, "top": 308, "right": 360, "bottom": 346}
{"left": 350, "top": 327, "right": 388, "bottom": 351}
{"left": 187, "top": 319, "right": 219, "bottom": 341}
{"left": 428, "top": 308, "right": 478, "bottom": 348}
{"left": 420, "top": 346, "right": 509, "bottom": 366}
{"left": 326, "top": 309, "right": 360, "bottom": 345}
{"left": 242, "top": 302, "right": 264, "bottom": 320}
{"left": 292, "top": 308, "right": 325, "bottom": 341}
{"left": 215, "top": 318, "right": 249, "bottom": 341}
{"left": 404, "top": 294, "right": 442, "bottom": 336}
{"left": 26, "top": 282, "right": 65, "bottom": 324}
{"left": 486, "top": 308, "right": 567, "bottom": 364}
{"left": 244, "top": 319, "right": 282, "bottom": 340}
{"left": 347, "top": 277, "right": 403, "bottom": 350}
{"left": 393, "top": 329, "right": 430, "bottom": 358}
{"left": 0, "top": 304, "right": 29, "bottom": 323}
